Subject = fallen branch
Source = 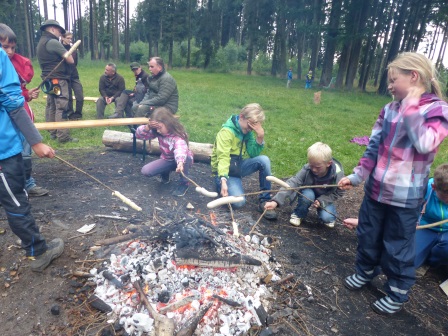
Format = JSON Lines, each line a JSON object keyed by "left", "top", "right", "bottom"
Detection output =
{"left": 94, "top": 214, "right": 128, "bottom": 220}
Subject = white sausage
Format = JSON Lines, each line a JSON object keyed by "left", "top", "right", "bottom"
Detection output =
{"left": 207, "top": 196, "right": 245, "bottom": 209}
{"left": 195, "top": 186, "right": 218, "bottom": 198}
{"left": 266, "top": 176, "right": 290, "bottom": 188}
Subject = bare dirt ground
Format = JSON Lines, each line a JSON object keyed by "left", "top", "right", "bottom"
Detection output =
{"left": 0, "top": 147, "right": 447, "bottom": 336}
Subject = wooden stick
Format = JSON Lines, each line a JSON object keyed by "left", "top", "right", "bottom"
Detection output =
{"left": 249, "top": 209, "right": 267, "bottom": 235}
{"left": 417, "top": 219, "right": 448, "bottom": 230}
{"left": 35, "top": 117, "right": 148, "bottom": 130}
{"left": 133, "top": 280, "right": 176, "bottom": 335}
{"left": 94, "top": 232, "right": 140, "bottom": 246}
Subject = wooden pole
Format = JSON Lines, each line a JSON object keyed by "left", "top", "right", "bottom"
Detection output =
{"left": 34, "top": 117, "right": 148, "bottom": 130}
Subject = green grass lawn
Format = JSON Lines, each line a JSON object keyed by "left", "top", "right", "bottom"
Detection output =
{"left": 29, "top": 60, "right": 448, "bottom": 178}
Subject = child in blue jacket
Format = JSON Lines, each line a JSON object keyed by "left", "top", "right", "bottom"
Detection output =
{"left": 0, "top": 24, "right": 64, "bottom": 272}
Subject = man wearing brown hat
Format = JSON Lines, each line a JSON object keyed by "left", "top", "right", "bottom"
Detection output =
{"left": 36, "top": 19, "right": 77, "bottom": 143}
{"left": 108, "top": 62, "right": 149, "bottom": 119}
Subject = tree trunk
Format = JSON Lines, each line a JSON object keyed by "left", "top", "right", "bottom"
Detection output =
{"left": 378, "top": 0, "right": 410, "bottom": 95}
{"left": 124, "top": 0, "right": 130, "bottom": 62}
{"left": 113, "top": 0, "right": 119, "bottom": 60}
{"left": 77, "top": 0, "right": 84, "bottom": 57}
{"left": 186, "top": 0, "right": 192, "bottom": 68}
{"left": 43, "top": 0, "right": 48, "bottom": 20}
{"left": 23, "top": 0, "right": 32, "bottom": 59}
{"left": 319, "top": 0, "right": 342, "bottom": 87}
{"left": 309, "top": 0, "right": 323, "bottom": 73}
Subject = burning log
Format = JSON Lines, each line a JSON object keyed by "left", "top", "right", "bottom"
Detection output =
{"left": 175, "top": 250, "right": 262, "bottom": 268}
{"left": 133, "top": 280, "right": 176, "bottom": 336}
{"left": 175, "top": 301, "right": 213, "bottom": 336}
{"left": 102, "top": 270, "right": 124, "bottom": 289}
{"left": 102, "top": 130, "right": 213, "bottom": 162}
{"left": 212, "top": 294, "right": 242, "bottom": 307}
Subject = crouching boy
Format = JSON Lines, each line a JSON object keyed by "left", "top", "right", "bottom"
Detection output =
{"left": 264, "top": 142, "right": 345, "bottom": 227}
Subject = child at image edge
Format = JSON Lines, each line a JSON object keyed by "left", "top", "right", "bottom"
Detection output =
{"left": 264, "top": 142, "right": 345, "bottom": 228}
{"left": 135, "top": 107, "right": 193, "bottom": 197}
{"left": 338, "top": 52, "right": 448, "bottom": 316}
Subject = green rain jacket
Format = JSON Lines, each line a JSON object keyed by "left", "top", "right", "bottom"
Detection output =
{"left": 211, "top": 115, "right": 264, "bottom": 178}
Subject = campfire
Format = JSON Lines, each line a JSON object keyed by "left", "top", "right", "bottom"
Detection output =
{"left": 88, "top": 211, "right": 282, "bottom": 335}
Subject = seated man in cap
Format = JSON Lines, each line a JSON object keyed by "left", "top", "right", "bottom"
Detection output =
{"left": 36, "top": 19, "right": 76, "bottom": 143}
{"left": 109, "top": 62, "right": 149, "bottom": 119}
{"left": 96, "top": 63, "right": 125, "bottom": 119}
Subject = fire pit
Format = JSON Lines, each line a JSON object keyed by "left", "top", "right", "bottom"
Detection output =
{"left": 88, "top": 211, "right": 281, "bottom": 335}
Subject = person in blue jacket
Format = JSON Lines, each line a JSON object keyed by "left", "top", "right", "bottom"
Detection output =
{"left": 0, "top": 27, "right": 64, "bottom": 272}
{"left": 287, "top": 68, "right": 293, "bottom": 88}
{"left": 415, "top": 163, "right": 448, "bottom": 270}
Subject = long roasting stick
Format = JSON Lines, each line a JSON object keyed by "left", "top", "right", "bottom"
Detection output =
{"left": 416, "top": 219, "right": 448, "bottom": 230}
{"left": 54, "top": 155, "right": 142, "bottom": 211}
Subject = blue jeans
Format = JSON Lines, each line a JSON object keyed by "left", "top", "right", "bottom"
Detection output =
{"left": 21, "top": 139, "right": 36, "bottom": 191}
{"left": 214, "top": 155, "right": 272, "bottom": 209}
{"left": 414, "top": 228, "right": 448, "bottom": 268}
{"left": 293, "top": 188, "right": 336, "bottom": 223}
{"left": 141, "top": 157, "right": 192, "bottom": 185}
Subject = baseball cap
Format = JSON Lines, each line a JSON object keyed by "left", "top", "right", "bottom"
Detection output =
{"left": 130, "top": 62, "right": 141, "bottom": 70}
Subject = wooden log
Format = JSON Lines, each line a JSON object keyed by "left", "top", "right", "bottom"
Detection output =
{"left": 35, "top": 118, "right": 149, "bottom": 130}
{"left": 102, "top": 130, "right": 213, "bottom": 162}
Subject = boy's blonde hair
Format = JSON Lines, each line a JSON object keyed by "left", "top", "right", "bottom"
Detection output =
{"left": 307, "top": 142, "right": 332, "bottom": 162}
{"left": 387, "top": 52, "right": 444, "bottom": 100}
{"left": 240, "top": 103, "right": 265, "bottom": 124}
{"left": 433, "top": 164, "right": 448, "bottom": 192}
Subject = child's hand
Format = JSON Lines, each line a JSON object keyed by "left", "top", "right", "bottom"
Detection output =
{"left": 313, "top": 200, "right": 320, "bottom": 208}
{"left": 405, "top": 86, "right": 425, "bottom": 101}
{"left": 343, "top": 218, "right": 358, "bottom": 230}
{"left": 28, "top": 87, "right": 40, "bottom": 100}
{"left": 176, "top": 161, "right": 184, "bottom": 173}
{"left": 248, "top": 121, "right": 264, "bottom": 138}
{"left": 338, "top": 177, "right": 352, "bottom": 190}
{"left": 148, "top": 120, "right": 158, "bottom": 129}
{"left": 220, "top": 179, "right": 228, "bottom": 197}
{"left": 264, "top": 201, "right": 277, "bottom": 210}
{"left": 32, "top": 143, "right": 55, "bottom": 158}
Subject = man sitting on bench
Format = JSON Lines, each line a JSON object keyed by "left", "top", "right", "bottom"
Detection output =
{"left": 109, "top": 62, "right": 149, "bottom": 119}
{"left": 132, "top": 57, "right": 178, "bottom": 117}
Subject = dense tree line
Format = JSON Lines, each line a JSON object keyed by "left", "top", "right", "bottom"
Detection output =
{"left": 1, "top": 0, "right": 447, "bottom": 94}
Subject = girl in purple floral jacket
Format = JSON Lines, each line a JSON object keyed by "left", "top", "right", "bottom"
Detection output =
{"left": 136, "top": 107, "right": 193, "bottom": 197}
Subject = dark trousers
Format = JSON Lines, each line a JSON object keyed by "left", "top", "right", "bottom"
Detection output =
{"left": 355, "top": 196, "right": 419, "bottom": 303}
{"left": 0, "top": 154, "right": 47, "bottom": 257}
{"left": 67, "top": 78, "right": 84, "bottom": 118}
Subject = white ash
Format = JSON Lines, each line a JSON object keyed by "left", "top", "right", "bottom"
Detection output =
{"left": 91, "top": 227, "right": 281, "bottom": 336}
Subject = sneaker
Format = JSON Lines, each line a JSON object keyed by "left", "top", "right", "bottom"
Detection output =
{"left": 27, "top": 186, "right": 49, "bottom": 197}
{"left": 258, "top": 202, "right": 278, "bottom": 220}
{"left": 156, "top": 174, "right": 170, "bottom": 184}
{"left": 30, "top": 238, "right": 64, "bottom": 272}
{"left": 324, "top": 221, "right": 335, "bottom": 228}
{"left": 172, "top": 184, "right": 189, "bottom": 197}
{"left": 289, "top": 214, "right": 302, "bottom": 226}
{"left": 344, "top": 273, "right": 370, "bottom": 291}
{"left": 371, "top": 296, "right": 403, "bottom": 316}
{"left": 59, "top": 137, "right": 79, "bottom": 143}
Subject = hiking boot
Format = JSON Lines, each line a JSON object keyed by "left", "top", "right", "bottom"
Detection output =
{"left": 27, "top": 186, "right": 49, "bottom": 197}
{"left": 324, "top": 221, "right": 335, "bottom": 228}
{"left": 59, "top": 137, "right": 79, "bottom": 143}
{"left": 258, "top": 202, "right": 278, "bottom": 220}
{"left": 172, "top": 184, "right": 189, "bottom": 197}
{"left": 156, "top": 174, "right": 170, "bottom": 184}
{"left": 108, "top": 112, "right": 123, "bottom": 119}
{"left": 30, "top": 238, "right": 64, "bottom": 272}
{"left": 371, "top": 296, "right": 403, "bottom": 316}
{"left": 289, "top": 214, "right": 302, "bottom": 226}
